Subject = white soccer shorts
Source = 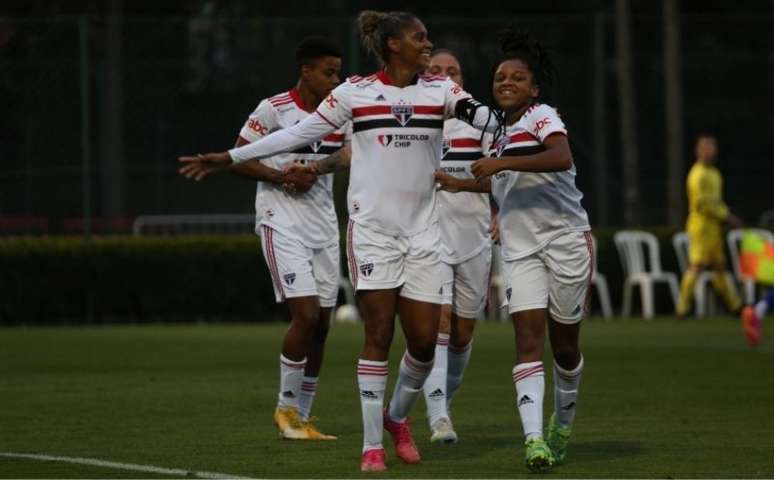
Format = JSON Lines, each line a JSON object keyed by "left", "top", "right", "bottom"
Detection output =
{"left": 346, "top": 220, "right": 450, "bottom": 304}
{"left": 259, "top": 225, "right": 340, "bottom": 308}
{"left": 502, "top": 230, "right": 593, "bottom": 324}
{"left": 441, "top": 245, "right": 492, "bottom": 318}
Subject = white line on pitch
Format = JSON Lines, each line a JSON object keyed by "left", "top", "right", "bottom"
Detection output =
{"left": 0, "top": 452, "right": 255, "bottom": 479}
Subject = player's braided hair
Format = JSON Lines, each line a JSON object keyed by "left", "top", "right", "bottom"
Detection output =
{"left": 494, "top": 26, "right": 554, "bottom": 95}
{"left": 486, "top": 27, "right": 555, "bottom": 147}
{"left": 358, "top": 10, "right": 418, "bottom": 66}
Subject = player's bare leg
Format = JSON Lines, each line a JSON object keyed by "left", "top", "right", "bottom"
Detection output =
{"left": 511, "top": 309, "right": 553, "bottom": 472}
{"left": 423, "top": 306, "right": 455, "bottom": 442}
{"left": 273, "top": 297, "right": 336, "bottom": 440}
{"left": 382, "top": 297, "right": 440, "bottom": 464}
{"left": 546, "top": 316, "right": 583, "bottom": 464}
{"left": 293, "top": 306, "right": 336, "bottom": 439}
{"left": 448, "top": 311, "right": 475, "bottom": 405}
{"left": 357, "top": 289, "right": 399, "bottom": 469}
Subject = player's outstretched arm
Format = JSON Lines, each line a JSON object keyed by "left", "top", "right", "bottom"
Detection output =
{"left": 178, "top": 152, "right": 232, "bottom": 181}
{"left": 434, "top": 168, "right": 491, "bottom": 193}
{"left": 178, "top": 113, "right": 337, "bottom": 180}
{"left": 470, "top": 134, "right": 572, "bottom": 180}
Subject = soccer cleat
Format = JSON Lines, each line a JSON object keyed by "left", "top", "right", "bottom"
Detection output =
{"left": 430, "top": 417, "right": 458, "bottom": 443}
{"left": 741, "top": 306, "right": 762, "bottom": 347}
{"left": 273, "top": 406, "right": 308, "bottom": 440}
{"left": 524, "top": 437, "right": 554, "bottom": 473}
{"left": 547, "top": 413, "right": 572, "bottom": 464}
{"left": 360, "top": 448, "right": 387, "bottom": 472}
{"left": 383, "top": 409, "right": 421, "bottom": 464}
{"left": 302, "top": 417, "right": 337, "bottom": 440}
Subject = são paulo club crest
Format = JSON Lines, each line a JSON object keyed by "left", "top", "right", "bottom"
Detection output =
{"left": 391, "top": 103, "right": 414, "bottom": 126}
{"left": 494, "top": 135, "right": 509, "bottom": 157}
{"left": 441, "top": 138, "right": 451, "bottom": 157}
{"left": 359, "top": 262, "right": 374, "bottom": 277}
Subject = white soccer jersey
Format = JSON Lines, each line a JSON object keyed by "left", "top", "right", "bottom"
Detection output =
{"left": 316, "top": 71, "right": 473, "bottom": 236}
{"left": 438, "top": 118, "right": 492, "bottom": 264}
{"left": 238, "top": 88, "right": 350, "bottom": 248}
{"left": 489, "top": 103, "right": 590, "bottom": 261}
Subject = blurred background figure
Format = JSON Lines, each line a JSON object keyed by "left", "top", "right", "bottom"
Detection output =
{"left": 676, "top": 133, "right": 742, "bottom": 317}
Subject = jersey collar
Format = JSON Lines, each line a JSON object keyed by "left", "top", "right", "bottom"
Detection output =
{"left": 288, "top": 88, "right": 314, "bottom": 113}
{"left": 376, "top": 70, "right": 419, "bottom": 87}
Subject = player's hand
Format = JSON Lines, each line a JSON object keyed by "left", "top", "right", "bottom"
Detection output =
{"left": 470, "top": 157, "right": 501, "bottom": 181}
{"left": 488, "top": 214, "right": 500, "bottom": 244}
{"left": 727, "top": 213, "right": 744, "bottom": 229}
{"left": 178, "top": 152, "right": 233, "bottom": 181}
{"left": 434, "top": 169, "right": 461, "bottom": 193}
{"left": 282, "top": 162, "right": 319, "bottom": 194}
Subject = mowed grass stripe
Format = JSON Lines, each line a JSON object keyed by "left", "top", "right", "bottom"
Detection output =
{"left": 0, "top": 318, "right": 772, "bottom": 478}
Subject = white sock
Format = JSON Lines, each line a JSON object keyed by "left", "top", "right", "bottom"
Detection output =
{"left": 447, "top": 341, "right": 472, "bottom": 406}
{"left": 423, "top": 333, "right": 450, "bottom": 426}
{"left": 298, "top": 376, "right": 318, "bottom": 422}
{"left": 755, "top": 300, "right": 769, "bottom": 319}
{"left": 388, "top": 351, "right": 434, "bottom": 423}
{"left": 512, "top": 361, "right": 545, "bottom": 441}
{"left": 553, "top": 355, "right": 584, "bottom": 427}
{"left": 358, "top": 359, "right": 388, "bottom": 453}
{"left": 278, "top": 354, "right": 306, "bottom": 409}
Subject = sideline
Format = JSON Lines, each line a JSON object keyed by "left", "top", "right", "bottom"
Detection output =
{"left": 0, "top": 452, "right": 255, "bottom": 479}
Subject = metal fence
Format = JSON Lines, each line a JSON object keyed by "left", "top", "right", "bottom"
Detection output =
{"left": 1, "top": 13, "right": 772, "bottom": 234}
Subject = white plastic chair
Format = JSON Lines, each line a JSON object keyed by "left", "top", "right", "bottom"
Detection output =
{"left": 589, "top": 235, "right": 613, "bottom": 319}
{"left": 727, "top": 228, "right": 774, "bottom": 304}
{"left": 614, "top": 231, "right": 679, "bottom": 319}
{"left": 672, "top": 232, "right": 736, "bottom": 316}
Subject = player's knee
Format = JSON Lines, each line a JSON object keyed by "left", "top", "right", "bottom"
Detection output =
{"left": 553, "top": 346, "right": 581, "bottom": 371}
{"left": 290, "top": 305, "right": 320, "bottom": 331}
{"left": 450, "top": 324, "right": 474, "bottom": 348}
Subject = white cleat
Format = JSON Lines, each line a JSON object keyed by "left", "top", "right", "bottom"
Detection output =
{"left": 430, "top": 417, "right": 458, "bottom": 444}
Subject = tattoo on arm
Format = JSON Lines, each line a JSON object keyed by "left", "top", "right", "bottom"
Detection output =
{"left": 314, "top": 145, "right": 351, "bottom": 174}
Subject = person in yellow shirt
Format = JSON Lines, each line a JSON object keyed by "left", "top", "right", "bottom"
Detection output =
{"left": 676, "top": 133, "right": 743, "bottom": 316}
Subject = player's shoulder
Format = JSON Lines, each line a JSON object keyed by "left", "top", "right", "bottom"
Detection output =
{"left": 524, "top": 102, "right": 559, "bottom": 119}
{"left": 345, "top": 73, "right": 379, "bottom": 88}
{"left": 419, "top": 73, "right": 448, "bottom": 84}
{"left": 266, "top": 90, "right": 294, "bottom": 109}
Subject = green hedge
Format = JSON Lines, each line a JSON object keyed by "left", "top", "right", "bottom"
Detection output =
{"left": 0, "top": 235, "right": 283, "bottom": 325}
{"left": 1, "top": 227, "right": 694, "bottom": 325}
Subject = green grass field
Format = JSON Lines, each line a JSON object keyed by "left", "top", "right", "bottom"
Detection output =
{"left": 1, "top": 317, "right": 773, "bottom": 478}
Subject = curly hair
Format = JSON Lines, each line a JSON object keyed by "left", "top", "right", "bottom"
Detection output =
{"left": 494, "top": 26, "right": 554, "bottom": 92}
{"left": 357, "top": 10, "right": 417, "bottom": 66}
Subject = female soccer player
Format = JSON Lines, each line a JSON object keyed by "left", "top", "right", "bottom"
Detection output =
{"left": 421, "top": 49, "right": 494, "bottom": 444}
{"left": 435, "top": 28, "right": 592, "bottom": 473}
{"left": 181, "top": 37, "right": 348, "bottom": 441}
{"left": 178, "top": 10, "right": 500, "bottom": 472}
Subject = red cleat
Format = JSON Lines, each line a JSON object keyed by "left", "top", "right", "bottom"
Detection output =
{"left": 741, "top": 306, "right": 762, "bottom": 347}
{"left": 383, "top": 409, "right": 420, "bottom": 464}
{"left": 360, "top": 448, "right": 387, "bottom": 472}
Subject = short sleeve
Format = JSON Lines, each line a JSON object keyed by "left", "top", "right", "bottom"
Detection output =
{"left": 315, "top": 82, "right": 352, "bottom": 128}
{"left": 238, "top": 99, "right": 278, "bottom": 143}
{"left": 526, "top": 104, "right": 567, "bottom": 143}
{"left": 442, "top": 78, "right": 473, "bottom": 119}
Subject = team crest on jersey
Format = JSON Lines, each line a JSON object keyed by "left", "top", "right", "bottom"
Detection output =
{"left": 377, "top": 135, "right": 393, "bottom": 147}
{"left": 441, "top": 138, "right": 451, "bottom": 157}
{"left": 283, "top": 273, "right": 296, "bottom": 285}
{"left": 391, "top": 103, "right": 414, "bottom": 126}
{"left": 359, "top": 262, "right": 374, "bottom": 277}
{"left": 494, "top": 136, "right": 509, "bottom": 157}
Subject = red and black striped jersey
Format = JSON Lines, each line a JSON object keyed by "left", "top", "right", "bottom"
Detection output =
{"left": 238, "top": 88, "right": 351, "bottom": 248}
